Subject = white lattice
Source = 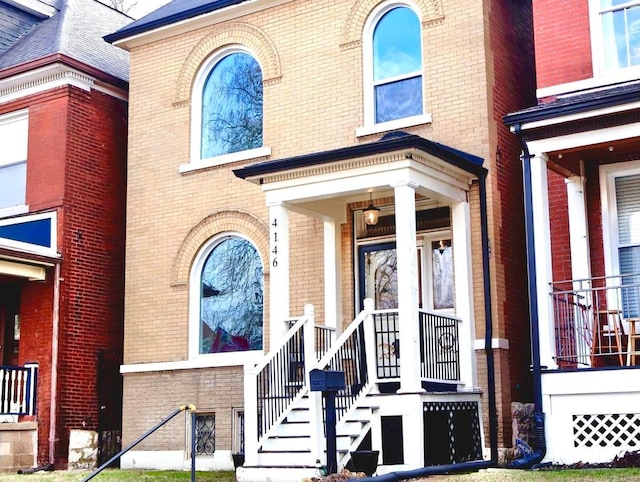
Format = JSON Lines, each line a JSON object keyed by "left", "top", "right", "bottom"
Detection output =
{"left": 573, "top": 413, "right": 640, "bottom": 448}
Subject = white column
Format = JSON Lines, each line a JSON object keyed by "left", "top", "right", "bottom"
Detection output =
{"left": 393, "top": 181, "right": 424, "bottom": 393}
{"left": 268, "top": 202, "right": 290, "bottom": 347}
{"left": 566, "top": 176, "right": 591, "bottom": 282}
{"left": 452, "top": 201, "right": 477, "bottom": 387}
{"left": 324, "top": 218, "right": 341, "bottom": 331}
{"left": 530, "top": 153, "right": 558, "bottom": 370}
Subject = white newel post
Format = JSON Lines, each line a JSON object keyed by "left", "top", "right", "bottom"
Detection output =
{"left": 393, "top": 181, "right": 423, "bottom": 394}
{"left": 362, "top": 298, "right": 378, "bottom": 392}
{"left": 530, "top": 152, "right": 557, "bottom": 370}
{"left": 268, "top": 202, "right": 290, "bottom": 348}
{"left": 243, "top": 363, "right": 259, "bottom": 465}
{"left": 303, "top": 304, "right": 323, "bottom": 463}
{"left": 452, "top": 201, "right": 477, "bottom": 386}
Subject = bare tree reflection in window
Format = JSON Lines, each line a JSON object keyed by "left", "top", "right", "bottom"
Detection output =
{"left": 200, "top": 237, "right": 264, "bottom": 353}
{"left": 201, "top": 52, "right": 263, "bottom": 158}
{"left": 432, "top": 240, "right": 454, "bottom": 310}
{"left": 365, "top": 249, "right": 398, "bottom": 309}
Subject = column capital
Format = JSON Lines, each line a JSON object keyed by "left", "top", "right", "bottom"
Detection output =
{"left": 391, "top": 180, "right": 419, "bottom": 190}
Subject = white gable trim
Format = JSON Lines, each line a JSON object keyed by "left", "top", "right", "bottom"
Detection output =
{"left": 4, "top": 0, "right": 56, "bottom": 18}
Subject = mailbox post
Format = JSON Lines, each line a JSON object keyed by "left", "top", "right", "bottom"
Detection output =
{"left": 309, "top": 369, "right": 346, "bottom": 475}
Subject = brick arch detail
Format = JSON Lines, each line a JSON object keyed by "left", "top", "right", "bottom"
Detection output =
{"left": 172, "top": 210, "right": 270, "bottom": 287}
{"left": 340, "top": 0, "right": 444, "bottom": 49}
{"left": 174, "top": 22, "right": 282, "bottom": 105}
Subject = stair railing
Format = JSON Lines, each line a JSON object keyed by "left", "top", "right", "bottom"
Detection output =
{"left": 244, "top": 304, "right": 316, "bottom": 464}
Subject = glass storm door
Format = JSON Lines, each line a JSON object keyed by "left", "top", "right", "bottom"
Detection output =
{"left": 359, "top": 242, "right": 398, "bottom": 310}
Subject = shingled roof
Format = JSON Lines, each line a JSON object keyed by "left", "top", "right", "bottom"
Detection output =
{"left": 104, "top": 0, "right": 250, "bottom": 44}
{"left": 0, "top": 0, "right": 132, "bottom": 83}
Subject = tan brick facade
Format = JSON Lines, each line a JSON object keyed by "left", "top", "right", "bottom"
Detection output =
{"left": 122, "top": 0, "right": 534, "bottom": 458}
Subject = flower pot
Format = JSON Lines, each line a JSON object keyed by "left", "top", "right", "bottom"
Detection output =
{"left": 350, "top": 450, "right": 379, "bottom": 476}
{"left": 232, "top": 452, "right": 245, "bottom": 469}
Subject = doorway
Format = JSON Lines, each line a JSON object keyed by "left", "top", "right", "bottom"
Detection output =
{"left": 0, "top": 282, "right": 21, "bottom": 367}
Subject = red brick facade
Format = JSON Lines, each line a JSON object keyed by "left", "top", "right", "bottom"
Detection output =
{"left": 0, "top": 85, "right": 127, "bottom": 468}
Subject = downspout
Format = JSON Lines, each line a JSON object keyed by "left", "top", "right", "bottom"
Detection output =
{"left": 479, "top": 172, "right": 499, "bottom": 464}
{"left": 49, "top": 262, "right": 61, "bottom": 466}
{"left": 356, "top": 171, "right": 498, "bottom": 482}
{"left": 507, "top": 123, "right": 546, "bottom": 468}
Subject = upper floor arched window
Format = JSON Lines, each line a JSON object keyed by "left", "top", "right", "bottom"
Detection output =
{"left": 369, "top": 4, "right": 423, "bottom": 125}
{"left": 199, "top": 49, "right": 264, "bottom": 159}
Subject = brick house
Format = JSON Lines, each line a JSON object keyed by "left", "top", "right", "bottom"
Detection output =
{"left": 504, "top": 0, "right": 640, "bottom": 466}
{"left": 106, "top": 0, "right": 535, "bottom": 478}
{"left": 0, "top": 0, "right": 129, "bottom": 471}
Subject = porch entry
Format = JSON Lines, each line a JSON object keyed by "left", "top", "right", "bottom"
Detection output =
{"left": 0, "top": 282, "right": 20, "bottom": 367}
{"left": 357, "top": 236, "right": 453, "bottom": 312}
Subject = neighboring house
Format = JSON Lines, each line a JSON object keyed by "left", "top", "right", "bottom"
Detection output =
{"left": 106, "top": 0, "right": 535, "bottom": 478}
{"left": 504, "top": 0, "right": 640, "bottom": 466}
{"left": 0, "top": 0, "right": 129, "bottom": 472}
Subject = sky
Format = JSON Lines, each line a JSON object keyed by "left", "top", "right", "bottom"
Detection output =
{"left": 127, "top": 0, "right": 172, "bottom": 19}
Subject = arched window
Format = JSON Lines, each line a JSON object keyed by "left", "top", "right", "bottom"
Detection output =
{"left": 368, "top": 4, "right": 423, "bottom": 125}
{"left": 197, "top": 235, "right": 264, "bottom": 355}
{"left": 201, "top": 51, "right": 263, "bottom": 159}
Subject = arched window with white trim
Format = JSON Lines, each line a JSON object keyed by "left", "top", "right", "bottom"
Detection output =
{"left": 364, "top": 3, "right": 424, "bottom": 126}
{"left": 191, "top": 234, "right": 264, "bottom": 357}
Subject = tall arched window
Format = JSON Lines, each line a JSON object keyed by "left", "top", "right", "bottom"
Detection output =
{"left": 198, "top": 235, "right": 264, "bottom": 354}
{"left": 201, "top": 51, "right": 263, "bottom": 159}
{"left": 369, "top": 4, "right": 423, "bottom": 124}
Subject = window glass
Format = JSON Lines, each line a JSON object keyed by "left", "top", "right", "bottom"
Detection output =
{"left": 600, "top": 1, "right": 640, "bottom": 70}
{"left": 432, "top": 240, "right": 454, "bottom": 310}
{"left": 201, "top": 52, "right": 263, "bottom": 158}
{"left": 0, "top": 112, "right": 28, "bottom": 209}
{"left": 615, "top": 174, "right": 640, "bottom": 317}
{"left": 372, "top": 6, "right": 422, "bottom": 124}
{"left": 200, "top": 236, "right": 263, "bottom": 354}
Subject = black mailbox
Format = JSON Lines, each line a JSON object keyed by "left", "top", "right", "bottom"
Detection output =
{"left": 309, "top": 369, "right": 346, "bottom": 392}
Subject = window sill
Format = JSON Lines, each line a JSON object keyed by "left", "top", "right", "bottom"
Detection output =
{"left": 120, "top": 350, "right": 264, "bottom": 373}
{"left": 355, "top": 113, "right": 432, "bottom": 138}
{"left": 0, "top": 204, "right": 28, "bottom": 219}
{"left": 179, "top": 146, "right": 271, "bottom": 174}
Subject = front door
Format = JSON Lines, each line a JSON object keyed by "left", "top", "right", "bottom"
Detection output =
{"left": 0, "top": 282, "right": 20, "bottom": 367}
{"left": 358, "top": 242, "right": 398, "bottom": 310}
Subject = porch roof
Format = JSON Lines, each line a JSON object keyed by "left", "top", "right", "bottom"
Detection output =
{"left": 233, "top": 132, "right": 486, "bottom": 181}
{"left": 503, "top": 80, "right": 640, "bottom": 126}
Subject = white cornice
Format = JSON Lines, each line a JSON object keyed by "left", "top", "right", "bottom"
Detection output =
{"left": 0, "top": 63, "right": 126, "bottom": 104}
{"left": 112, "top": 0, "right": 296, "bottom": 50}
{"left": 4, "top": 0, "right": 57, "bottom": 18}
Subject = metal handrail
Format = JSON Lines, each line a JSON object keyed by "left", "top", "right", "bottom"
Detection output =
{"left": 81, "top": 404, "right": 196, "bottom": 482}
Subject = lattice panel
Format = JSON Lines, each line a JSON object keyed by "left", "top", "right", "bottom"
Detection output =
{"left": 573, "top": 413, "right": 640, "bottom": 448}
{"left": 423, "top": 401, "right": 483, "bottom": 465}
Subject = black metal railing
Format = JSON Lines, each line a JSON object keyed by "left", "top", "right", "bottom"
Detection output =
{"left": 419, "top": 310, "right": 460, "bottom": 381}
{"left": 551, "top": 273, "right": 640, "bottom": 368}
{"left": 315, "top": 325, "right": 335, "bottom": 360}
{"left": 373, "top": 311, "right": 400, "bottom": 379}
{"left": 256, "top": 319, "right": 306, "bottom": 440}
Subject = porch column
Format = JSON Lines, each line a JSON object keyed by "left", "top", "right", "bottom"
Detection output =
{"left": 530, "top": 153, "right": 557, "bottom": 370}
{"left": 393, "top": 181, "right": 424, "bottom": 394}
{"left": 452, "top": 201, "right": 477, "bottom": 386}
{"left": 268, "top": 202, "right": 290, "bottom": 347}
{"left": 324, "top": 218, "right": 341, "bottom": 331}
{"left": 566, "top": 176, "right": 591, "bottom": 282}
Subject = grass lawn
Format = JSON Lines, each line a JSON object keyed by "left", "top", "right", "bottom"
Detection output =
{"left": 0, "top": 469, "right": 236, "bottom": 481}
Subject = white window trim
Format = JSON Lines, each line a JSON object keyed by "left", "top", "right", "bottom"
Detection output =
{"left": 189, "top": 45, "right": 269, "bottom": 170}
{"left": 589, "top": 0, "right": 640, "bottom": 82}
{"left": 358, "top": 0, "right": 429, "bottom": 135}
{"left": 599, "top": 159, "right": 640, "bottom": 286}
{"left": 188, "top": 232, "right": 265, "bottom": 364}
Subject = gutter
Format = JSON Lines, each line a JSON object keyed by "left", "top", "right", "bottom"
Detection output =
{"left": 507, "top": 124, "right": 546, "bottom": 468}
{"left": 49, "top": 263, "right": 61, "bottom": 466}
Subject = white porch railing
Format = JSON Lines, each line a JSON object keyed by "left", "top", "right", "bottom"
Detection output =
{"left": 0, "top": 364, "right": 38, "bottom": 415}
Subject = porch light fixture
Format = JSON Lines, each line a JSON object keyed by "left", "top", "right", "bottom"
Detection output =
{"left": 363, "top": 192, "right": 380, "bottom": 226}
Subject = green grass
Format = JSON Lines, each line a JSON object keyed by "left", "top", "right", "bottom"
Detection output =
{"left": 0, "top": 469, "right": 236, "bottom": 481}
{"left": 427, "top": 467, "right": 640, "bottom": 481}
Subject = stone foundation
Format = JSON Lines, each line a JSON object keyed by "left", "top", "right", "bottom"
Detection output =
{"left": 0, "top": 422, "right": 37, "bottom": 473}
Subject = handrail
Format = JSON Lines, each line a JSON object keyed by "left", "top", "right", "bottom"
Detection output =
{"left": 81, "top": 404, "right": 196, "bottom": 482}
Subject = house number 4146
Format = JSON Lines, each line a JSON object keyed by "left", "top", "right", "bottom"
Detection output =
{"left": 272, "top": 218, "right": 278, "bottom": 267}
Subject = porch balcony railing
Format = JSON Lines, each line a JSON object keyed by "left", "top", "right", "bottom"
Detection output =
{"left": 0, "top": 363, "right": 38, "bottom": 416}
{"left": 551, "top": 273, "right": 640, "bottom": 368}
{"left": 372, "top": 309, "right": 461, "bottom": 382}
